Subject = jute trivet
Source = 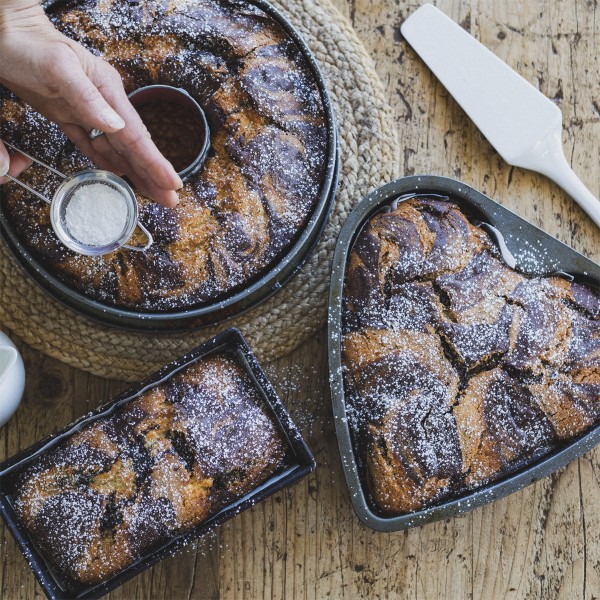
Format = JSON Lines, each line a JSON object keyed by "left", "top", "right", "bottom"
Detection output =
{"left": 0, "top": 0, "right": 400, "bottom": 382}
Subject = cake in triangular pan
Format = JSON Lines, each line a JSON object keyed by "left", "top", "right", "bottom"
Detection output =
{"left": 341, "top": 195, "right": 600, "bottom": 516}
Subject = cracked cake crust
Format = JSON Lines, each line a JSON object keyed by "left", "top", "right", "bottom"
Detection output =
{"left": 342, "top": 197, "right": 600, "bottom": 516}
{"left": 12, "top": 352, "right": 286, "bottom": 586}
{"left": 0, "top": 0, "right": 328, "bottom": 311}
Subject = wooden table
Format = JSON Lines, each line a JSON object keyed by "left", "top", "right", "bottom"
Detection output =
{"left": 2, "top": 1, "right": 600, "bottom": 598}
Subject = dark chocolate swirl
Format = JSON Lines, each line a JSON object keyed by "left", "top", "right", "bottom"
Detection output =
{"left": 0, "top": 0, "right": 328, "bottom": 311}
{"left": 342, "top": 197, "right": 600, "bottom": 515}
{"left": 13, "top": 353, "right": 285, "bottom": 586}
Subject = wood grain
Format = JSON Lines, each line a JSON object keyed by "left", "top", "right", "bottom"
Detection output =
{"left": 2, "top": 0, "right": 600, "bottom": 598}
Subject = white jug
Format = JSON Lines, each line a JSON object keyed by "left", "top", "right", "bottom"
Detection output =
{"left": 0, "top": 331, "right": 25, "bottom": 426}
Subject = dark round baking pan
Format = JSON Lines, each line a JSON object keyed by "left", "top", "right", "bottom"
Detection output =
{"left": 0, "top": 0, "right": 339, "bottom": 333}
{"left": 328, "top": 174, "right": 600, "bottom": 532}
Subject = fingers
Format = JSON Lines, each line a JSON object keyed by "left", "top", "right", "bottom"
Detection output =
{"left": 90, "top": 132, "right": 180, "bottom": 206}
{"left": 62, "top": 123, "right": 125, "bottom": 175}
{"left": 126, "top": 171, "right": 180, "bottom": 208}
{"left": 9, "top": 152, "right": 32, "bottom": 178}
{"left": 109, "top": 124, "right": 183, "bottom": 192}
{"left": 62, "top": 123, "right": 179, "bottom": 207}
{"left": 0, "top": 141, "right": 9, "bottom": 177}
{"left": 54, "top": 48, "right": 126, "bottom": 134}
{"left": 92, "top": 131, "right": 180, "bottom": 206}
{"left": 92, "top": 63, "right": 183, "bottom": 191}
{"left": 0, "top": 141, "right": 32, "bottom": 184}
{"left": 0, "top": 27, "right": 181, "bottom": 206}
{"left": 102, "top": 132, "right": 182, "bottom": 206}
{"left": 64, "top": 58, "right": 183, "bottom": 206}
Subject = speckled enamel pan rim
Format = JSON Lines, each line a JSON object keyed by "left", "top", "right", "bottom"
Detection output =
{"left": 0, "top": 328, "right": 316, "bottom": 600}
{"left": 0, "top": 0, "right": 339, "bottom": 333}
{"left": 328, "top": 174, "right": 600, "bottom": 533}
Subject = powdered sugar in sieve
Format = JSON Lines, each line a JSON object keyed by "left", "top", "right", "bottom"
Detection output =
{"left": 62, "top": 181, "right": 130, "bottom": 247}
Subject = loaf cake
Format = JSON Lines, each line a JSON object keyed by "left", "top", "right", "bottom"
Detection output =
{"left": 342, "top": 196, "right": 600, "bottom": 515}
{"left": 0, "top": 0, "right": 329, "bottom": 311}
{"left": 11, "top": 352, "right": 286, "bottom": 586}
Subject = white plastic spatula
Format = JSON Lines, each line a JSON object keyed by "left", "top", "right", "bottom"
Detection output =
{"left": 401, "top": 4, "right": 600, "bottom": 228}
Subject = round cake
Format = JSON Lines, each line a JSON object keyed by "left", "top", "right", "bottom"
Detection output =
{"left": 0, "top": 0, "right": 330, "bottom": 311}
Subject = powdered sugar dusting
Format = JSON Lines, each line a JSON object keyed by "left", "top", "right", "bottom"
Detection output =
{"left": 12, "top": 352, "right": 286, "bottom": 586}
{"left": 2, "top": 0, "right": 329, "bottom": 312}
{"left": 342, "top": 196, "right": 600, "bottom": 515}
{"left": 65, "top": 183, "right": 129, "bottom": 247}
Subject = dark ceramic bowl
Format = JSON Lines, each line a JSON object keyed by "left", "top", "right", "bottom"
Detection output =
{"left": 328, "top": 175, "right": 600, "bottom": 532}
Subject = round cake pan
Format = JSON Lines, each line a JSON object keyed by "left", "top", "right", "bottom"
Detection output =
{"left": 329, "top": 174, "right": 600, "bottom": 532}
{"left": 0, "top": 0, "right": 339, "bottom": 333}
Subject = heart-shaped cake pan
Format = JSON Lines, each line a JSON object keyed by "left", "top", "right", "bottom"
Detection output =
{"left": 328, "top": 175, "right": 600, "bottom": 532}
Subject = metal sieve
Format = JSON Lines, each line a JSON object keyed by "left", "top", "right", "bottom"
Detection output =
{"left": 1, "top": 139, "right": 153, "bottom": 256}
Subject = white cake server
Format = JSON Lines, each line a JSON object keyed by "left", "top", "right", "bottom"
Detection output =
{"left": 401, "top": 3, "right": 600, "bottom": 228}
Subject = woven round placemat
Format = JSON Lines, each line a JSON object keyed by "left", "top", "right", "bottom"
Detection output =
{"left": 0, "top": 0, "right": 399, "bottom": 382}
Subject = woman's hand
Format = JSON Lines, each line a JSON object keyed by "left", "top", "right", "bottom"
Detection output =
{"left": 0, "top": 138, "right": 31, "bottom": 184}
{"left": 0, "top": 1, "right": 182, "bottom": 206}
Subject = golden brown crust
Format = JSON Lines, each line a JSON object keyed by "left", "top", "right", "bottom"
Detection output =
{"left": 13, "top": 353, "right": 286, "bottom": 586}
{"left": 366, "top": 418, "right": 457, "bottom": 514}
{"left": 342, "top": 197, "right": 600, "bottom": 515}
{"left": 0, "top": 0, "right": 328, "bottom": 311}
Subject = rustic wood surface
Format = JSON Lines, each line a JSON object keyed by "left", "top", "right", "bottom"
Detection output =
{"left": 2, "top": 0, "right": 600, "bottom": 598}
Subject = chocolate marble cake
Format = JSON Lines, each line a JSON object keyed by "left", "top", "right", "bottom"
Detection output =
{"left": 12, "top": 352, "right": 286, "bottom": 585}
{"left": 342, "top": 197, "right": 600, "bottom": 515}
{"left": 0, "top": 0, "right": 328, "bottom": 311}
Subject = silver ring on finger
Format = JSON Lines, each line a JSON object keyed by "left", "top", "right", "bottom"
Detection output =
{"left": 89, "top": 128, "right": 105, "bottom": 141}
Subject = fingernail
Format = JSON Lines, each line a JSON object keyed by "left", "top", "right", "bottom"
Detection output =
{"left": 0, "top": 157, "right": 8, "bottom": 177}
{"left": 100, "top": 108, "right": 125, "bottom": 130}
{"left": 175, "top": 175, "right": 184, "bottom": 189}
{"left": 167, "top": 191, "right": 179, "bottom": 207}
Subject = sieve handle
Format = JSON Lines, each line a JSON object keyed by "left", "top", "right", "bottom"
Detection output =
{"left": 1, "top": 137, "right": 68, "bottom": 205}
{"left": 0, "top": 138, "right": 68, "bottom": 179}
{"left": 4, "top": 174, "right": 52, "bottom": 204}
{"left": 122, "top": 221, "right": 153, "bottom": 252}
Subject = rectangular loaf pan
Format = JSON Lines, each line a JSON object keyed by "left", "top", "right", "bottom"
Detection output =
{"left": 328, "top": 174, "right": 600, "bottom": 532}
{"left": 0, "top": 328, "right": 316, "bottom": 599}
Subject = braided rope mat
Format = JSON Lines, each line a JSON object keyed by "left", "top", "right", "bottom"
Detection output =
{"left": 0, "top": 0, "right": 399, "bottom": 382}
